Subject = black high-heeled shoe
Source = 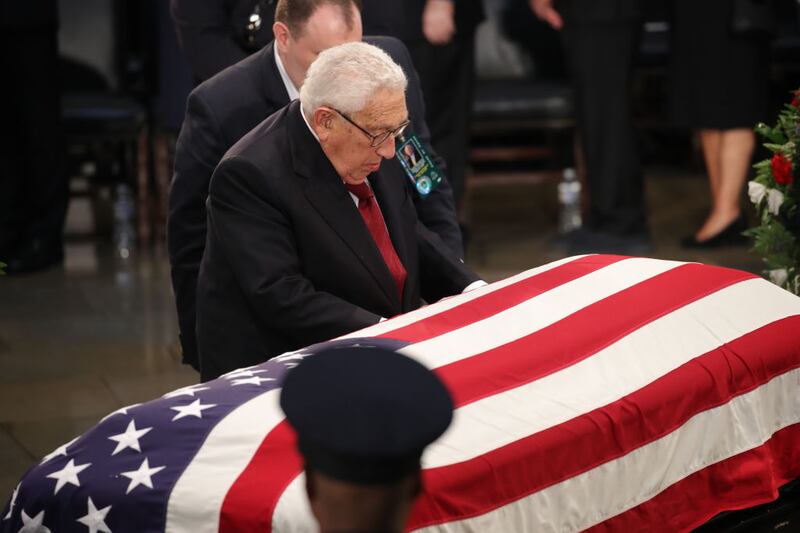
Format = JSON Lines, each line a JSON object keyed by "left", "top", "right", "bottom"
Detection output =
{"left": 680, "top": 215, "right": 749, "bottom": 249}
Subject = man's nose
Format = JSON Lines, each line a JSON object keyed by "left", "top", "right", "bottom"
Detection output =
{"left": 376, "top": 137, "right": 397, "bottom": 159}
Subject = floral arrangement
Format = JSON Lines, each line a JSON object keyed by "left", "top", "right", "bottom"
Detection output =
{"left": 747, "top": 88, "right": 800, "bottom": 295}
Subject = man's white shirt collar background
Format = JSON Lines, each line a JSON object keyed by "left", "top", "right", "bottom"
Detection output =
{"left": 274, "top": 44, "right": 300, "bottom": 101}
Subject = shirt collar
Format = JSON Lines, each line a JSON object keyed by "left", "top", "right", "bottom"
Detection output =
{"left": 299, "top": 105, "right": 320, "bottom": 142}
{"left": 274, "top": 43, "right": 300, "bottom": 101}
{"left": 277, "top": 46, "right": 317, "bottom": 142}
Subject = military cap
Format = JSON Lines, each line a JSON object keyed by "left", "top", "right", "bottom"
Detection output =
{"left": 280, "top": 344, "right": 454, "bottom": 484}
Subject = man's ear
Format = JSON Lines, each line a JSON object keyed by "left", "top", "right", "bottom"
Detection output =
{"left": 272, "top": 21, "right": 291, "bottom": 49}
{"left": 312, "top": 107, "right": 335, "bottom": 140}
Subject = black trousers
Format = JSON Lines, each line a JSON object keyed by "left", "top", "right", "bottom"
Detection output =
{"left": 561, "top": 20, "right": 647, "bottom": 236}
{"left": 407, "top": 33, "right": 476, "bottom": 212}
{"left": 0, "top": 27, "right": 66, "bottom": 255}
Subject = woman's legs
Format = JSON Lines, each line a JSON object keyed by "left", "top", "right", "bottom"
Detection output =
{"left": 694, "top": 128, "right": 754, "bottom": 241}
{"left": 700, "top": 129, "right": 722, "bottom": 200}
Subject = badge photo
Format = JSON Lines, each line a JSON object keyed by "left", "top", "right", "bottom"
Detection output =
{"left": 396, "top": 134, "right": 443, "bottom": 198}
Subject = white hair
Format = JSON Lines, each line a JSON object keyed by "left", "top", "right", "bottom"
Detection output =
{"left": 300, "top": 41, "right": 408, "bottom": 116}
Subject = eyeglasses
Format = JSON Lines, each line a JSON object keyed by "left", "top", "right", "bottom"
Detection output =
{"left": 333, "top": 109, "right": 410, "bottom": 147}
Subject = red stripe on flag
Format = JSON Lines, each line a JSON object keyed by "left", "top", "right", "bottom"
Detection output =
{"left": 218, "top": 420, "right": 302, "bottom": 533}
{"left": 438, "top": 263, "right": 754, "bottom": 407}
{"left": 378, "top": 254, "right": 628, "bottom": 343}
{"left": 586, "top": 423, "right": 800, "bottom": 532}
{"left": 408, "top": 315, "right": 800, "bottom": 529}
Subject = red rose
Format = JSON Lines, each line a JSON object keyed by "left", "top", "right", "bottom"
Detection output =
{"left": 771, "top": 153, "right": 794, "bottom": 185}
{"left": 793, "top": 92, "right": 800, "bottom": 109}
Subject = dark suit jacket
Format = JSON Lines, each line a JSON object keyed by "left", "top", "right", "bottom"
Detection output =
{"left": 170, "top": 0, "right": 275, "bottom": 82}
{"left": 362, "top": 0, "right": 485, "bottom": 43}
{"left": 168, "top": 36, "right": 463, "bottom": 369}
{"left": 0, "top": 0, "right": 57, "bottom": 28}
{"left": 559, "top": 0, "right": 641, "bottom": 24}
{"left": 197, "top": 101, "right": 479, "bottom": 381}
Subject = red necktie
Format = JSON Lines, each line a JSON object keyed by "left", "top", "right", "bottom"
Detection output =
{"left": 346, "top": 182, "right": 407, "bottom": 301}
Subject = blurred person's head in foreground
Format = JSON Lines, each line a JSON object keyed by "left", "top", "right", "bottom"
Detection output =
{"left": 280, "top": 343, "right": 453, "bottom": 533}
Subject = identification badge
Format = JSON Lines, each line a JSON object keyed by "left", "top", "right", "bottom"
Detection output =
{"left": 396, "top": 134, "right": 443, "bottom": 197}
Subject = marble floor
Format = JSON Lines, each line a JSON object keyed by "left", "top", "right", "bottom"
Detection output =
{"left": 0, "top": 167, "right": 762, "bottom": 498}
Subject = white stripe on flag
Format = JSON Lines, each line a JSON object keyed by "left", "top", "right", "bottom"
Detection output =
{"left": 340, "top": 255, "right": 592, "bottom": 339}
{"left": 412, "top": 367, "right": 800, "bottom": 533}
{"left": 166, "top": 389, "right": 286, "bottom": 533}
{"left": 422, "top": 278, "right": 800, "bottom": 468}
{"left": 272, "top": 474, "right": 316, "bottom": 533}
{"left": 400, "top": 257, "right": 685, "bottom": 370}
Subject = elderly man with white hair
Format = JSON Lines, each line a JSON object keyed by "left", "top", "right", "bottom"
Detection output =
{"left": 195, "top": 42, "right": 483, "bottom": 381}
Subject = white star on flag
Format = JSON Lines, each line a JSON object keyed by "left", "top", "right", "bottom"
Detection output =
{"left": 120, "top": 458, "right": 165, "bottom": 494}
{"left": 162, "top": 386, "right": 210, "bottom": 399}
{"left": 3, "top": 483, "right": 18, "bottom": 520}
{"left": 222, "top": 368, "right": 268, "bottom": 380}
{"left": 170, "top": 399, "right": 217, "bottom": 421}
{"left": 45, "top": 459, "right": 91, "bottom": 494}
{"left": 100, "top": 403, "right": 141, "bottom": 423}
{"left": 19, "top": 509, "right": 51, "bottom": 533}
{"left": 108, "top": 420, "right": 152, "bottom": 455}
{"left": 272, "top": 352, "right": 308, "bottom": 364}
{"left": 231, "top": 376, "right": 275, "bottom": 386}
{"left": 40, "top": 437, "right": 79, "bottom": 464}
{"left": 76, "top": 497, "right": 112, "bottom": 533}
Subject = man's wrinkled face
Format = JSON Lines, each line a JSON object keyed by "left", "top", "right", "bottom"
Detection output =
{"left": 322, "top": 89, "right": 409, "bottom": 185}
{"left": 280, "top": 4, "right": 362, "bottom": 88}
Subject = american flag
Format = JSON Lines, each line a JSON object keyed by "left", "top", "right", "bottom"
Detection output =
{"left": 3, "top": 255, "right": 800, "bottom": 532}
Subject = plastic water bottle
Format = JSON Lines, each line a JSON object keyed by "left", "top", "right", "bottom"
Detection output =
{"left": 113, "top": 183, "right": 136, "bottom": 260}
{"left": 557, "top": 167, "right": 582, "bottom": 234}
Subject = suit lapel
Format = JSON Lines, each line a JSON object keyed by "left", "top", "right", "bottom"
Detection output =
{"left": 286, "top": 103, "right": 400, "bottom": 311}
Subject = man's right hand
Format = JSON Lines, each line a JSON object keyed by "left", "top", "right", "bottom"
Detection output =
{"left": 529, "top": 0, "right": 563, "bottom": 30}
{"left": 422, "top": 0, "right": 456, "bottom": 45}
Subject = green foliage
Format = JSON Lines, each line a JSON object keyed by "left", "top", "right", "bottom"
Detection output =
{"left": 763, "top": 142, "right": 788, "bottom": 153}
{"left": 748, "top": 89, "right": 800, "bottom": 294}
{"left": 755, "top": 122, "right": 787, "bottom": 144}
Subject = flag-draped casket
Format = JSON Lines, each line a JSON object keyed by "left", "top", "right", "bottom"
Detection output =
{"left": 3, "top": 255, "right": 800, "bottom": 532}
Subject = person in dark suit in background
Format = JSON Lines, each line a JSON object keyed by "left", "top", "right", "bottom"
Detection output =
{"left": 530, "top": 0, "right": 651, "bottom": 254}
{"left": 361, "top": 1, "right": 485, "bottom": 216}
{"left": 0, "top": 0, "right": 67, "bottom": 274}
{"left": 196, "top": 42, "right": 482, "bottom": 380}
{"left": 170, "top": 0, "right": 277, "bottom": 83}
{"left": 168, "top": 0, "right": 464, "bottom": 372}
